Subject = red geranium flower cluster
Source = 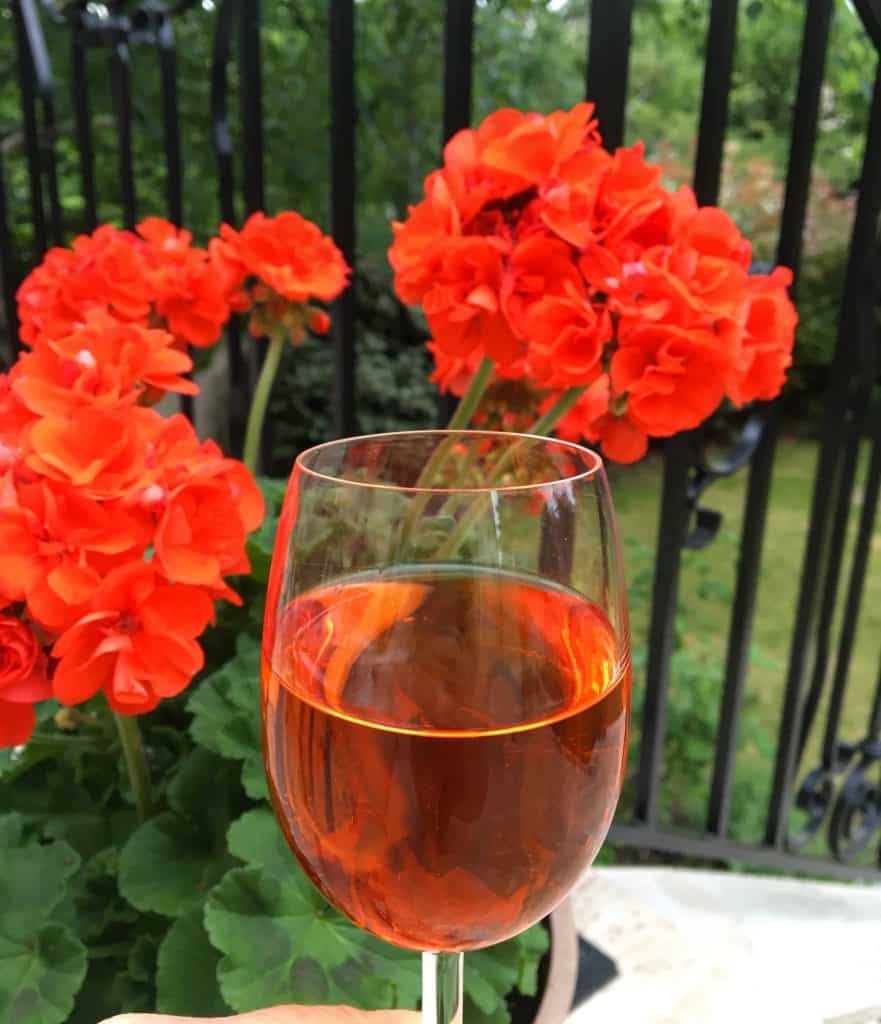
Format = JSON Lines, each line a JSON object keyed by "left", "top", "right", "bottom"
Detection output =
{"left": 1, "top": 210, "right": 347, "bottom": 747}
{"left": 17, "top": 212, "right": 349, "bottom": 354}
{"left": 210, "top": 211, "right": 350, "bottom": 343}
{"left": 389, "top": 103, "right": 798, "bottom": 462}
{"left": 0, "top": 354, "right": 263, "bottom": 745}
{"left": 17, "top": 219, "right": 231, "bottom": 351}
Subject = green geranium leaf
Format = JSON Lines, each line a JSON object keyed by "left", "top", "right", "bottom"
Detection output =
{"left": 337, "top": 936, "right": 421, "bottom": 1010}
{"left": 246, "top": 478, "right": 284, "bottom": 584}
{"left": 0, "top": 819, "right": 80, "bottom": 944}
{"left": 463, "top": 995, "right": 512, "bottom": 1024}
{"left": 66, "top": 953, "right": 152, "bottom": 1024}
{"left": 227, "top": 807, "right": 295, "bottom": 880}
{"left": 166, "top": 748, "right": 235, "bottom": 823}
{"left": 246, "top": 518, "right": 279, "bottom": 584}
{"left": 464, "top": 968, "right": 506, "bottom": 1016}
{"left": 0, "top": 820, "right": 86, "bottom": 1023}
{"left": 127, "top": 934, "right": 157, "bottom": 984}
{"left": 118, "top": 747, "right": 237, "bottom": 917}
{"left": 467, "top": 948, "right": 513, "bottom": 1014}
{"left": 156, "top": 909, "right": 229, "bottom": 1016}
{"left": 463, "top": 923, "right": 550, "bottom": 1024}
{"left": 73, "top": 847, "right": 138, "bottom": 944}
{"left": 0, "top": 813, "right": 23, "bottom": 848}
{"left": 258, "top": 477, "right": 288, "bottom": 513}
{"left": 188, "top": 635, "right": 266, "bottom": 799}
{"left": 213, "top": 813, "right": 422, "bottom": 1012}
{"left": 118, "top": 812, "right": 231, "bottom": 918}
{"left": 205, "top": 866, "right": 365, "bottom": 1012}
{"left": 0, "top": 924, "right": 87, "bottom": 1024}
{"left": 511, "top": 921, "right": 549, "bottom": 996}
{"left": 240, "top": 756, "right": 269, "bottom": 800}
{"left": 40, "top": 776, "right": 112, "bottom": 861}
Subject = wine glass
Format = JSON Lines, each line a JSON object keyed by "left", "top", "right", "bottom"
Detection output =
{"left": 262, "top": 430, "right": 631, "bottom": 1024}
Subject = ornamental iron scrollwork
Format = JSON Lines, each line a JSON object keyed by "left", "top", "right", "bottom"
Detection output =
{"left": 788, "top": 737, "right": 881, "bottom": 865}
{"left": 683, "top": 408, "right": 768, "bottom": 550}
{"left": 828, "top": 741, "right": 881, "bottom": 865}
{"left": 787, "top": 766, "right": 838, "bottom": 853}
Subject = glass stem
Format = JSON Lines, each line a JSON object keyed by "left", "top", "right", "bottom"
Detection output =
{"left": 422, "top": 952, "right": 463, "bottom": 1024}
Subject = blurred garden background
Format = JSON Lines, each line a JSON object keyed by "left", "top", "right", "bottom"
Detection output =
{"left": 1, "top": 0, "right": 878, "bottom": 854}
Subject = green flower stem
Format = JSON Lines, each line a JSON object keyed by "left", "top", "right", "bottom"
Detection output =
{"left": 397, "top": 357, "right": 496, "bottom": 551}
{"left": 114, "top": 711, "right": 152, "bottom": 822}
{"left": 243, "top": 329, "right": 287, "bottom": 475}
{"left": 445, "top": 356, "right": 496, "bottom": 430}
{"left": 527, "top": 385, "right": 587, "bottom": 437}
{"left": 434, "top": 384, "right": 588, "bottom": 559}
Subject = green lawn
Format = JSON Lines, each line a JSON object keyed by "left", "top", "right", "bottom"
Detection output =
{"left": 607, "top": 433, "right": 881, "bottom": 846}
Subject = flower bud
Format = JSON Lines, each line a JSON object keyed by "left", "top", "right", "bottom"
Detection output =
{"left": 308, "top": 309, "right": 331, "bottom": 335}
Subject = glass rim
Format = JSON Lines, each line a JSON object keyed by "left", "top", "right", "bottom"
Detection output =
{"left": 294, "top": 429, "right": 605, "bottom": 494}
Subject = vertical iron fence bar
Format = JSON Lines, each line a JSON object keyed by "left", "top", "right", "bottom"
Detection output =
{"left": 822, "top": 411, "right": 881, "bottom": 765}
{"left": 634, "top": 0, "right": 739, "bottom": 828}
{"left": 41, "top": 100, "right": 63, "bottom": 242}
{"left": 442, "top": 0, "right": 474, "bottom": 146}
{"left": 797, "top": 381, "right": 874, "bottom": 760}
{"left": 767, "top": 62, "right": 881, "bottom": 848}
{"left": 853, "top": 0, "right": 881, "bottom": 52}
{"left": 155, "top": 11, "right": 193, "bottom": 418}
{"left": 0, "top": 149, "right": 19, "bottom": 365}
{"left": 27, "top": 39, "right": 63, "bottom": 244}
{"left": 212, "top": 0, "right": 238, "bottom": 226}
{"left": 707, "top": 407, "right": 780, "bottom": 834}
{"left": 157, "top": 14, "right": 184, "bottom": 225}
{"left": 707, "top": 0, "right": 834, "bottom": 838}
{"left": 438, "top": 0, "right": 475, "bottom": 425}
{"left": 585, "top": 0, "right": 634, "bottom": 151}
{"left": 633, "top": 434, "right": 695, "bottom": 824}
{"left": 692, "top": 0, "right": 740, "bottom": 206}
{"left": 775, "top": 0, "right": 835, "bottom": 280}
{"left": 212, "top": 0, "right": 246, "bottom": 455}
{"left": 869, "top": 656, "right": 881, "bottom": 741}
{"left": 329, "top": 0, "right": 357, "bottom": 439}
{"left": 109, "top": 33, "right": 137, "bottom": 228}
{"left": 71, "top": 16, "right": 97, "bottom": 230}
{"left": 766, "top": 391, "right": 846, "bottom": 842}
{"left": 18, "top": 0, "right": 62, "bottom": 243}
{"left": 239, "top": 0, "right": 265, "bottom": 215}
{"left": 13, "top": 0, "right": 47, "bottom": 260}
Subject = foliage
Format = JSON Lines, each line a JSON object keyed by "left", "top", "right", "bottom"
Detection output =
{"left": 0, "top": 480, "right": 548, "bottom": 1024}
{"left": 268, "top": 318, "right": 437, "bottom": 473}
{"left": 0, "top": 815, "right": 85, "bottom": 1024}
{"left": 617, "top": 537, "right": 774, "bottom": 844}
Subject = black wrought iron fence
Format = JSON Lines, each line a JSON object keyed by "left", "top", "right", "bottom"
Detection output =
{"left": 2, "top": 0, "right": 881, "bottom": 879}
